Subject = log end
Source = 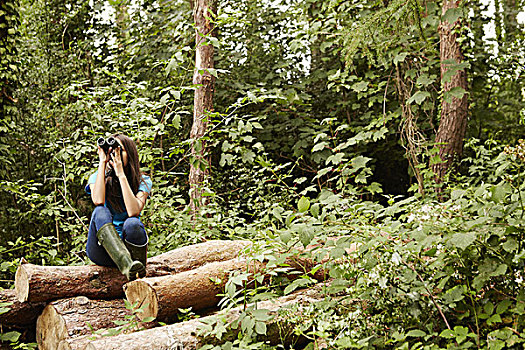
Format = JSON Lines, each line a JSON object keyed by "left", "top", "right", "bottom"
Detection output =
{"left": 15, "top": 264, "right": 29, "bottom": 303}
{"left": 37, "top": 304, "right": 69, "bottom": 350}
{"left": 124, "top": 280, "right": 158, "bottom": 322}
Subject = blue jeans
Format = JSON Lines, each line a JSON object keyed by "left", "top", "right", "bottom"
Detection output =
{"left": 86, "top": 206, "right": 148, "bottom": 266}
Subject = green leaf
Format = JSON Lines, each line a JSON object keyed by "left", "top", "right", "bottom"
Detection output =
{"left": 165, "top": 59, "right": 178, "bottom": 76}
{"left": 444, "top": 87, "right": 467, "bottom": 103}
{"left": 443, "top": 7, "right": 463, "bottom": 23}
{"left": 440, "top": 329, "right": 455, "bottom": 338}
{"left": 0, "top": 331, "right": 20, "bottom": 343}
{"left": 251, "top": 309, "right": 273, "bottom": 321}
{"left": 312, "top": 141, "right": 328, "bottom": 153}
{"left": 451, "top": 189, "right": 465, "bottom": 200}
{"left": 255, "top": 321, "right": 267, "bottom": 335}
{"left": 416, "top": 74, "right": 436, "bottom": 87}
{"left": 284, "top": 278, "right": 311, "bottom": 295}
{"left": 484, "top": 302, "right": 494, "bottom": 315}
{"left": 280, "top": 231, "right": 291, "bottom": 244}
{"left": 503, "top": 237, "right": 518, "bottom": 253}
{"left": 171, "top": 90, "right": 181, "bottom": 100}
{"left": 208, "top": 36, "right": 220, "bottom": 47}
{"left": 487, "top": 314, "right": 502, "bottom": 326}
{"left": 326, "top": 153, "right": 345, "bottom": 165}
{"left": 406, "top": 329, "right": 426, "bottom": 337}
{"left": 407, "top": 91, "right": 430, "bottom": 105}
{"left": 298, "top": 196, "right": 310, "bottom": 213}
{"left": 299, "top": 230, "right": 313, "bottom": 247}
{"left": 351, "top": 81, "right": 368, "bottom": 93}
{"left": 175, "top": 51, "right": 184, "bottom": 62}
{"left": 310, "top": 203, "right": 320, "bottom": 218}
{"left": 449, "top": 232, "right": 476, "bottom": 250}
{"left": 351, "top": 156, "right": 370, "bottom": 169}
{"left": 393, "top": 52, "right": 408, "bottom": 65}
{"left": 496, "top": 300, "right": 512, "bottom": 314}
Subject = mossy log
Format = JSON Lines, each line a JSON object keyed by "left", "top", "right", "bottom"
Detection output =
{"left": 15, "top": 240, "right": 250, "bottom": 303}
{"left": 124, "top": 254, "right": 328, "bottom": 322}
{"left": 84, "top": 284, "right": 326, "bottom": 350}
{"left": 0, "top": 289, "right": 45, "bottom": 327}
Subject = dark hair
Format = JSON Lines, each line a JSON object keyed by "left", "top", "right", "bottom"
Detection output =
{"left": 105, "top": 134, "right": 146, "bottom": 212}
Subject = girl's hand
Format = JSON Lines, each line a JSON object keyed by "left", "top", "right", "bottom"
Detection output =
{"left": 98, "top": 146, "right": 109, "bottom": 164}
{"left": 109, "top": 148, "right": 125, "bottom": 179}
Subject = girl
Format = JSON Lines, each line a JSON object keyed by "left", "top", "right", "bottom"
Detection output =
{"left": 85, "top": 134, "right": 152, "bottom": 281}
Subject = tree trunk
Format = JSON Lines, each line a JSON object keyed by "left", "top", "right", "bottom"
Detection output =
{"left": 125, "top": 255, "right": 327, "bottom": 322}
{"left": 15, "top": 240, "right": 250, "bottom": 303}
{"left": 84, "top": 284, "right": 327, "bottom": 350}
{"left": 0, "top": 289, "right": 45, "bottom": 327}
{"left": 36, "top": 296, "right": 149, "bottom": 350}
{"left": 432, "top": 0, "right": 469, "bottom": 185}
{"left": 124, "top": 258, "right": 260, "bottom": 322}
{"left": 189, "top": 0, "right": 217, "bottom": 213}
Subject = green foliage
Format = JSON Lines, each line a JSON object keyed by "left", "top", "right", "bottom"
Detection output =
{"left": 195, "top": 139, "right": 525, "bottom": 349}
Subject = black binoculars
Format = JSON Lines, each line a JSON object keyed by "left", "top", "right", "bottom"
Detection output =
{"left": 97, "top": 136, "right": 120, "bottom": 155}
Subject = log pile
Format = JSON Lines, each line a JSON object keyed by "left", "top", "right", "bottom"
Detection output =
{"left": 1, "top": 239, "right": 332, "bottom": 350}
{"left": 15, "top": 239, "right": 250, "bottom": 303}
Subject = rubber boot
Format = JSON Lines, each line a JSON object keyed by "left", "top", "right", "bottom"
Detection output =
{"left": 96, "top": 223, "right": 145, "bottom": 281}
{"left": 124, "top": 238, "right": 148, "bottom": 278}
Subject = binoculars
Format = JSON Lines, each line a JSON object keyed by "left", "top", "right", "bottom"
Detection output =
{"left": 97, "top": 136, "right": 120, "bottom": 155}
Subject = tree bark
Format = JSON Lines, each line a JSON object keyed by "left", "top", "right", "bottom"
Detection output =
{"left": 36, "top": 297, "right": 145, "bottom": 350}
{"left": 84, "top": 284, "right": 327, "bottom": 350}
{"left": 432, "top": 0, "right": 469, "bottom": 185}
{"left": 15, "top": 240, "right": 250, "bottom": 303}
{"left": 189, "top": 0, "right": 217, "bottom": 213}
{"left": 0, "top": 289, "right": 45, "bottom": 327}
{"left": 125, "top": 255, "right": 327, "bottom": 322}
{"left": 124, "top": 258, "right": 259, "bottom": 322}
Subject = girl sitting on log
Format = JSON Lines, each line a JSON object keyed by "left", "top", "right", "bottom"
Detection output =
{"left": 85, "top": 134, "right": 152, "bottom": 281}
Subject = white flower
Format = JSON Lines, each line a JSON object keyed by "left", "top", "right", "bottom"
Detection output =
{"left": 391, "top": 252, "right": 402, "bottom": 265}
{"left": 421, "top": 204, "right": 433, "bottom": 213}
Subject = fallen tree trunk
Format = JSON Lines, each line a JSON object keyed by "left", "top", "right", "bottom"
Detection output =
{"left": 0, "top": 289, "right": 45, "bottom": 327}
{"left": 35, "top": 296, "right": 152, "bottom": 350}
{"left": 124, "top": 258, "right": 260, "bottom": 322}
{"left": 15, "top": 240, "right": 250, "bottom": 303}
{"left": 125, "top": 255, "right": 327, "bottom": 322}
{"left": 84, "top": 284, "right": 327, "bottom": 350}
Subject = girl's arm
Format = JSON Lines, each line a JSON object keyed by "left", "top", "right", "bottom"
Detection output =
{"left": 91, "top": 147, "right": 109, "bottom": 205}
{"left": 110, "top": 149, "right": 148, "bottom": 217}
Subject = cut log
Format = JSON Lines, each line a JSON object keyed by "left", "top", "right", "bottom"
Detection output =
{"left": 36, "top": 296, "right": 144, "bottom": 350}
{"left": 15, "top": 240, "right": 250, "bottom": 303}
{"left": 84, "top": 284, "right": 327, "bottom": 350}
{"left": 0, "top": 289, "right": 45, "bottom": 327}
{"left": 125, "top": 255, "right": 327, "bottom": 322}
{"left": 124, "top": 258, "right": 261, "bottom": 322}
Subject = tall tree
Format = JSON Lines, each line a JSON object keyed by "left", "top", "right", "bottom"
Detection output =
{"left": 189, "top": 0, "right": 216, "bottom": 213}
{"left": 432, "top": 0, "right": 469, "bottom": 186}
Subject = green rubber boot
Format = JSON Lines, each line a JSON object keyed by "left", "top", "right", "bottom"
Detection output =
{"left": 124, "top": 238, "right": 148, "bottom": 279}
{"left": 96, "top": 223, "right": 145, "bottom": 281}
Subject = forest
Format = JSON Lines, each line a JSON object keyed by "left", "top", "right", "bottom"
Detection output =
{"left": 1, "top": 0, "right": 525, "bottom": 348}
